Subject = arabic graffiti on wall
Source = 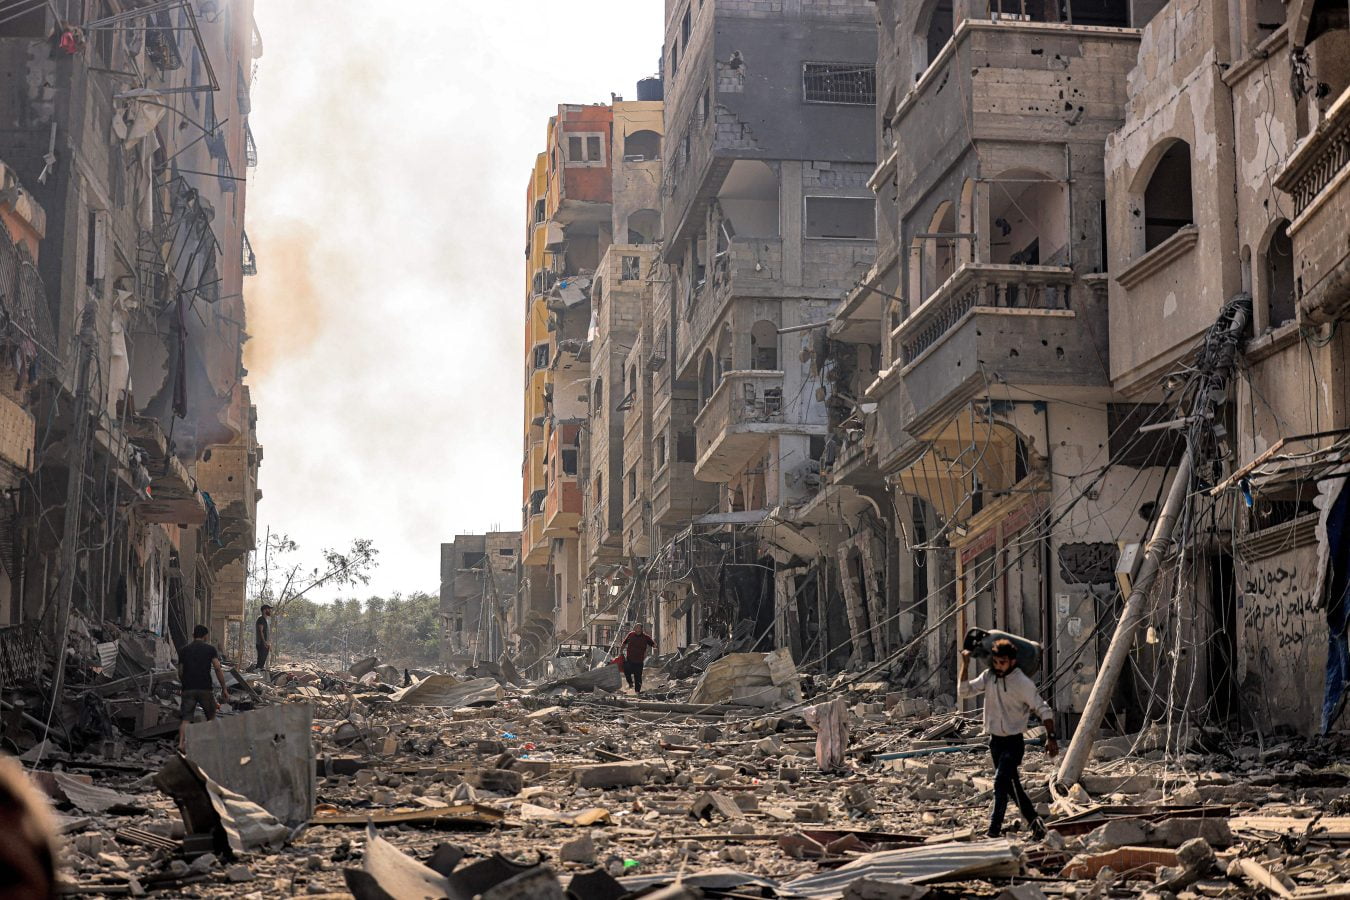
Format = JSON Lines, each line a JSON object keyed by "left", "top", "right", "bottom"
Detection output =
{"left": 1239, "top": 545, "right": 1327, "bottom": 735}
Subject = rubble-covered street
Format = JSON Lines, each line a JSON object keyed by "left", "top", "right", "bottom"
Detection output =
{"left": 24, "top": 650, "right": 1350, "bottom": 899}
{"left": 2, "top": 0, "right": 1350, "bottom": 895}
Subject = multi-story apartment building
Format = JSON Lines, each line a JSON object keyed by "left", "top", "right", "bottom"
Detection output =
{"left": 847, "top": 0, "right": 1164, "bottom": 714}
{"left": 439, "top": 532, "right": 521, "bottom": 667}
{"left": 583, "top": 99, "right": 664, "bottom": 646}
{"left": 0, "top": 3, "right": 262, "bottom": 662}
{"left": 1098, "top": 0, "right": 1350, "bottom": 735}
{"left": 649, "top": 0, "right": 880, "bottom": 649}
{"left": 521, "top": 104, "right": 615, "bottom": 662}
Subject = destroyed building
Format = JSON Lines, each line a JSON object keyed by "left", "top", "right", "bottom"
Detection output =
{"left": 505, "top": 0, "right": 1350, "bottom": 751}
{"left": 438, "top": 531, "right": 520, "bottom": 668}
{"left": 0, "top": 3, "right": 262, "bottom": 669}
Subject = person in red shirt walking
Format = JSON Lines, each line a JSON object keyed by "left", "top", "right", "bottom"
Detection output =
{"left": 619, "top": 623, "right": 656, "bottom": 694}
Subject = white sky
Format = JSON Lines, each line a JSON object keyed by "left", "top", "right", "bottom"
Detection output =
{"left": 245, "top": 1, "right": 663, "bottom": 600}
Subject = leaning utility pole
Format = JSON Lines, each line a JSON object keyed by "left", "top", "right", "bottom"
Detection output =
{"left": 1057, "top": 296, "right": 1251, "bottom": 788}
{"left": 42, "top": 304, "right": 98, "bottom": 758}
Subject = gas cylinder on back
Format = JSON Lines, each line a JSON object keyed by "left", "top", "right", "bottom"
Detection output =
{"left": 962, "top": 628, "right": 1043, "bottom": 676}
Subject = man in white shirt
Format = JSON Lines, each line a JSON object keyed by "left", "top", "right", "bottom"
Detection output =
{"left": 959, "top": 639, "right": 1058, "bottom": 839}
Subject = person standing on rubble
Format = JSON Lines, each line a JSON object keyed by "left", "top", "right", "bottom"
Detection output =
{"left": 959, "top": 639, "right": 1057, "bottom": 840}
{"left": 177, "top": 625, "right": 230, "bottom": 751}
{"left": 254, "top": 603, "right": 273, "bottom": 672}
{"left": 619, "top": 623, "right": 656, "bottom": 694}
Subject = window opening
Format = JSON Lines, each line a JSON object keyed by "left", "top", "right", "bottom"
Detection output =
{"left": 1265, "top": 221, "right": 1295, "bottom": 328}
{"left": 1142, "top": 140, "right": 1193, "bottom": 251}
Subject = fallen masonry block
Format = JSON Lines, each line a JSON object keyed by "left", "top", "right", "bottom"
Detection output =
{"left": 570, "top": 761, "right": 651, "bottom": 789}
{"left": 690, "top": 790, "right": 743, "bottom": 821}
{"left": 471, "top": 768, "right": 524, "bottom": 795}
{"left": 559, "top": 833, "right": 595, "bottom": 864}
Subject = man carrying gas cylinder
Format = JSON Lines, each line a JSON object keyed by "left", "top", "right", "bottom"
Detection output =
{"left": 959, "top": 635, "right": 1057, "bottom": 840}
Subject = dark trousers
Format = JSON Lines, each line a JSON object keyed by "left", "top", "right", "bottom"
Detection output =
{"left": 255, "top": 643, "right": 269, "bottom": 671}
{"left": 624, "top": 659, "right": 645, "bottom": 693}
{"left": 989, "top": 734, "right": 1038, "bottom": 835}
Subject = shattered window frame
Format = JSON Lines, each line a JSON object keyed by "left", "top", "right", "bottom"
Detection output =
{"left": 802, "top": 62, "right": 877, "bottom": 106}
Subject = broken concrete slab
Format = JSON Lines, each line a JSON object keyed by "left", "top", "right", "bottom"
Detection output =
{"left": 569, "top": 761, "right": 651, "bottom": 789}
{"left": 183, "top": 702, "right": 315, "bottom": 826}
{"left": 689, "top": 648, "right": 803, "bottom": 708}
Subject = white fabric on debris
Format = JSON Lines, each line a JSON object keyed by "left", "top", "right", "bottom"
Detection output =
{"left": 958, "top": 668, "right": 1052, "bottom": 737}
{"left": 803, "top": 697, "right": 848, "bottom": 772}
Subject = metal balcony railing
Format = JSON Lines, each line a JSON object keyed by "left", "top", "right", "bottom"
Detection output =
{"left": 241, "top": 229, "right": 257, "bottom": 276}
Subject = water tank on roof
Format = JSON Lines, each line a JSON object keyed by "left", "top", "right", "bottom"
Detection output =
{"left": 637, "top": 77, "right": 664, "bottom": 101}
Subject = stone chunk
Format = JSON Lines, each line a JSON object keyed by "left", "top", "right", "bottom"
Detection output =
{"left": 570, "top": 761, "right": 651, "bottom": 789}
{"left": 473, "top": 768, "right": 524, "bottom": 795}
{"left": 689, "top": 791, "right": 743, "bottom": 821}
{"left": 559, "top": 833, "right": 595, "bottom": 865}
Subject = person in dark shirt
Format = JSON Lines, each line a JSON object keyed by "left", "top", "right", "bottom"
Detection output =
{"left": 177, "top": 625, "right": 229, "bottom": 751}
{"left": 254, "top": 604, "right": 273, "bottom": 672}
{"left": 619, "top": 623, "right": 656, "bottom": 694}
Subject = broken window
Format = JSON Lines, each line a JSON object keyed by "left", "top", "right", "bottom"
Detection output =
{"left": 628, "top": 468, "right": 637, "bottom": 500}
{"left": 561, "top": 449, "right": 578, "bottom": 476}
{"left": 621, "top": 256, "right": 641, "bottom": 280}
{"left": 918, "top": 0, "right": 955, "bottom": 80}
{"left": 655, "top": 435, "right": 668, "bottom": 468}
{"left": 750, "top": 320, "right": 779, "bottom": 370}
{"left": 627, "top": 209, "right": 661, "bottom": 243}
{"left": 987, "top": 170, "right": 1069, "bottom": 266}
{"left": 498, "top": 548, "right": 515, "bottom": 556}
{"left": 805, "top": 197, "right": 876, "bottom": 240}
{"left": 1069, "top": 0, "right": 1131, "bottom": 26}
{"left": 532, "top": 343, "right": 550, "bottom": 369}
{"left": 1297, "top": 0, "right": 1350, "bottom": 136}
{"left": 1264, "top": 220, "right": 1295, "bottom": 328}
{"left": 682, "top": 5, "right": 691, "bottom": 44}
{"left": 461, "top": 551, "right": 486, "bottom": 569}
{"left": 803, "top": 63, "right": 877, "bottom": 105}
{"left": 717, "top": 160, "right": 779, "bottom": 238}
{"left": 534, "top": 199, "right": 546, "bottom": 224}
{"left": 625, "top": 130, "right": 661, "bottom": 161}
{"left": 676, "top": 430, "right": 697, "bottom": 463}
{"left": 1107, "top": 403, "right": 1185, "bottom": 468}
{"left": 1141, "top": 140, "right": 1194, "bottom": 251}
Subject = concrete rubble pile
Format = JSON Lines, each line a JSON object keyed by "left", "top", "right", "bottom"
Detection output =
{"left": 14, "top": 650, "right": 1350, "bottom": 898}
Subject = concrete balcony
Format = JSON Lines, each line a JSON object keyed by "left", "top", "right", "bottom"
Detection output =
{"left": 694, "top": 371, "right": 827, "bottom": 482}
{"left": 890, "top": 264, "right": 1103, "bottom": 431}
{"left": 542, "top": 478, "right": 582, "bottom": 539}
{"left": 1275, "top": 88, "right": 1350, "bottom": 324}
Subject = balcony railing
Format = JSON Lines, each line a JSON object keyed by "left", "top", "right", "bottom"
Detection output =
{"left": 241, "top": 229, "right": 257, "bottom": 276}
{"left": 1278, "top": 88, "right": 1350, "bottom": 218}
{"left": 245, "top": 121, "right": 258, "bottom": 168}
{"left": 894, "top": 264, "right": 1074, "bottom": 366}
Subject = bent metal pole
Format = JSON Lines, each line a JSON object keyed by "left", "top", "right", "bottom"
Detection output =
{"left": 1057, "top": 298, "right": 1249, "bottom": 788}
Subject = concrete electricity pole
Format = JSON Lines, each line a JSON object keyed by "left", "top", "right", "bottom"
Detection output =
{"left": 1057, "top": 296, "right": 1250, "bottom": 788}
